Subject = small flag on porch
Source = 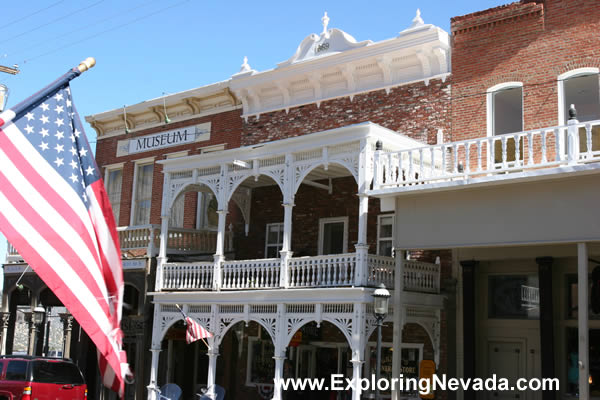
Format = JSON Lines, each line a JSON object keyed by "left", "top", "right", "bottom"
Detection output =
{"left": 185, "top": 316, "right": 213, "bottom": 344}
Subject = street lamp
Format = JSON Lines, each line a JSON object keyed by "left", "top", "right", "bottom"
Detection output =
{"left": 373, "top": 284, "right": 390, "bottom": 400}
{"left": 32, "top": 306, "right": 45, "bottom": 355}
{"left": 0, "top": 84, "right": 8, "bottom": 112}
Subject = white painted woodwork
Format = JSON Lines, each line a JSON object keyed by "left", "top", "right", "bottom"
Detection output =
{"left": 372, "top": 118, "right": 600, "bottom": 191}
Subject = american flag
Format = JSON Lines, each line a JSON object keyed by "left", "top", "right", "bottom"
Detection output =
{"left": 185, "top": 316, "right": 212, "bottom": 344}
{"left": 0, "top": 68, "right": 128, "bottom": 396}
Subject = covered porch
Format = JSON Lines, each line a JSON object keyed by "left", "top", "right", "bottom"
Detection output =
{"left": 154, "top": 122, "right": 441, "bottom": 294}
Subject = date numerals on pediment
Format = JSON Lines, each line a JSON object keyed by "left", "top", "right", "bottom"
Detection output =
{"left": 315, "top": 42, "right": 330, "bottom": 53}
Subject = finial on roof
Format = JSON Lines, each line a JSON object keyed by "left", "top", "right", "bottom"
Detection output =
{"left": 322, "top": 12, "right": 330, "bottom": 35}
{"left": 239, "top": 56, "right": 251, "bottom": 73}
{"left": 410, "top": 9, "right": 424, "bottom": 28}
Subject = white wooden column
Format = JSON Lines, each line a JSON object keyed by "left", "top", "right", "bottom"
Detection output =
{"left": 213, "top": 210, "right": 227, "bottom": 290}
{"left": 147, "top": 348, "right": 161, "bottom": 400}
{"left": 280, "top": 154, "right": 294, "bottom": 287}
{"left": 205, "top": 339, "right": 219, "bottom": 399}
{"left": 392, "top": 250, "right": 406, "bottom": 400}
{"left": 577, "top": 243, "right": 589, "bottom": 399}
{"left": 213, "top": 165, "right": 229, "bottom": 290}
{"left": 351, "top": 303, "right": 366, "bottom": 400}
{"left": 355, "top": 138, "right": 372, "bottom": 286}
{"left": 205, "top": 304, "right": 220, "bottom": 399}
{"left": 272, "top": 304, "right": 287, "bottom": 400}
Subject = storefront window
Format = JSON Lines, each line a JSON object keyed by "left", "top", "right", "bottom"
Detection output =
{"left": 566, "top": 274, "right": 600, "bottom": 320}
{"left": 248, "top": 336, "right": 274, "bottom": 385}
{"left": 488, "top": 275, "right": 539, "bottom": 319}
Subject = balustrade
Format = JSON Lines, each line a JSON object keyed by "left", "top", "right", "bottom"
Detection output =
{"left": 373, "top": 119, "right": 600, "bottom": 189}
{"left": 157, "top": 253, "right": 440, "bottom": 294}
{"left": 221, "top": 258, "right": 280, "bottom": 289}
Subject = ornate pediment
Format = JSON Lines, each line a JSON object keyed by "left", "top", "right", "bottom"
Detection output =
{"left": 278, "top": 16, "right": 372, "bottom": 67}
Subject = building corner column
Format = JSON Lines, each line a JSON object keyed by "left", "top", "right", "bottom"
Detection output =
{"left": 280, "top": 201, "right": 294, "bottom": 288}
{"left": 577, "top": 243, "right": 589, "bottom": 399}
{"left": 392, "top": 250, "right": 405, "bottom": 400}
{"left": 536, "top": 256, "right": 556, "bottom": 400}
{"left": 460, "top": 260, "right": 478, "bottom": 400}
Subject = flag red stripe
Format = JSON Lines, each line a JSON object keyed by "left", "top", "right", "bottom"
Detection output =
{"left": 0, "top": 130, "right": 104, "bottom": 268}
{"left": 0, "top": 211, "right": 123, "bottom": 377}
{"left": 0, "top": 172, "right": 111, "bottom": 317}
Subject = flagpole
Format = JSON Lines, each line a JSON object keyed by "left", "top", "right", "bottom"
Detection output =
{"left": 0, "top": 57, "right": 96, "bottom": 128}
{"left": 175, "top": 304, "right": 211, "bottom": 350}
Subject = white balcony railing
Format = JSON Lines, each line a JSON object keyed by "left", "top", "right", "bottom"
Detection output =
{"left": 159, "top": 253, "right": 441, "bottom": 293}
{"left": 222, "top": 258, "right": 281, "bottom": 289}
{"left": 117, "top": 225, "right": 233, "bottom": 255}
{"left": 373, "top": 119, "right": 600, "bottom": 190}
{"left": 288, "top": 253, "right": 357, "bottom": 288}
{"left": 6, "top": 225, "right": 233, "bottom": 263}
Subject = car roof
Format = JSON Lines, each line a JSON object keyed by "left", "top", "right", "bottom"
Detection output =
{"left": 0, "top": 356, "right": 74, "bottom": 363}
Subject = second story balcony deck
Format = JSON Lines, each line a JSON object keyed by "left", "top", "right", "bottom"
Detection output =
{"left": 159, "top": 253, "right": 440, "bottom": 293}
{"left": 370, "top": 116, "right": 600, "bottom": 197}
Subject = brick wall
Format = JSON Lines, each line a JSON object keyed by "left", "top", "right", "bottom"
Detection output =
{"left": 451, "top": 0, "right": 600, "bottom": 142}
{"left": 242, "top": 79, "right": 451, "bottom": 146}
{"left": 233, "top": 176, "right": 386, "bottom": 260}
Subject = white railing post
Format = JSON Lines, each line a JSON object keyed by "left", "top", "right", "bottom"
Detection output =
{"left": 213, "top": 210, "right": 227, "bottom": 290}
{"left": 567, "top": 104, "right": 580, "bottom": 164}
{"left": 373, "top": 140, "right": 383, "bottom": 189}
{"left": 155, "top": 217, "right": 169, "bottom": 291}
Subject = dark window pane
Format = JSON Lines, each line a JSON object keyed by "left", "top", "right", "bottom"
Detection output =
{"left": 5, "top": 361, "right": 27, "bottom": 381}
{"left": 488, "top": 275, "right": 539, "bottom": 319}
{"left": 31, "top": 361, "right": 84, "bottom": 384}
{"left": 323, "top": 222, "right": 344, "bottom": 255}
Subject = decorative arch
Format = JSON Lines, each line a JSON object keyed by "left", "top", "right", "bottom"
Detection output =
{"left": 226, "top": 173, "right": 283, "bottom": 205}
{"left": 169, "top": 182, "right": 217, "bottom": 212}
{"left": 284, "top": 318, "right": 353, "bottom": 349}
{"left": 217, "top": 317, "right": 276, "bottom": 347}
{"left": 294, "top": 161, "right": 358, "bottom": 195}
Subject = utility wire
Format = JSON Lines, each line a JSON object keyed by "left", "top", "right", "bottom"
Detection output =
{"left": 7, "top": 0, "right": 162, "bottom": 59}
{"left": 0, "top": 0, "right": 65, "bottom": 32}
{"left": 0, "top": 0, "right": 105, "bottom": 45}
{"left": 23, "top": 0, "right": 190, "bottom": 63}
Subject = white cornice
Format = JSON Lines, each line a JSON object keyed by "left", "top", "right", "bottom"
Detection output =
{"left": 86, "top": 81, "right": 241, "bottom": 139}
{"left": 230, "top": 23, "right": 450, "bottom": 120}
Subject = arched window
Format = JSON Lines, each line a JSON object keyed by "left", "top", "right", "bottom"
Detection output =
{"left": 487, "top": 82, "right": 524, "bottom": 163}
{"left": 123, "top": 284, "right": 140, "bottom": 316}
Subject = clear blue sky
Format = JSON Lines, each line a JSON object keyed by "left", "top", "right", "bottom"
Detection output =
{"left": 0, "top": 0, "right": 507, "bottom": 263}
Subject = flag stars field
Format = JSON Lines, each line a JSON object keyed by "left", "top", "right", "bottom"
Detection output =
{"left": 0, "top": 68, "right": 128, "bottom": 395}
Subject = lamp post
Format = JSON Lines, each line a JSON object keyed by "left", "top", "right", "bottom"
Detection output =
{"left": 32, "top": 306, "right": 45, "bottom": 356}
{"left": 373, "top": 284, "right": 391, "bottom": 400}
{"left": 0, "top": 84, "right": 8, "bottom": 112}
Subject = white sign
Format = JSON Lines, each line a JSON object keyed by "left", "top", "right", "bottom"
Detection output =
{"left": 116, "top": 122, "right": 211, "bottom": 156}
{"left": 122, "top": 259, "right": 146, "bottom": 270}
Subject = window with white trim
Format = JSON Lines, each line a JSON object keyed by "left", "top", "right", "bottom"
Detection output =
{"left": 265, "top": 223, "right": 284, "bottom": 258}
{"left": 132, "top": 162, "right": 154, "bottom": 226}
{"left": 487, "top": 83, "right": 524, "bottom": 164}
{"left": 559, "top": 69, "right": 600, "bottom": 152}
{"left": 105, "top": 167, "right": 123, "bottom": 224}
{"left": 318, "top": 217, "right": 348, "bottom": 255}
{"left": 167, "top": 152, "right": 187, "bottom": 228}
{"left": 377, "top": 214, "right": 394, "bottom": 257}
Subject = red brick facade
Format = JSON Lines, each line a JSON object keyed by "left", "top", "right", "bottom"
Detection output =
{"left": 243, "top": 79, "right": 451, "bottom": 146}
{"left": 451, "top": 0, "right": 600, "bottom": 141}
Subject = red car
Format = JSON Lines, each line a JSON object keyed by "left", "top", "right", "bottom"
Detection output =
{"left": 0, "top": 356, "right": 86, "bottom": 400}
